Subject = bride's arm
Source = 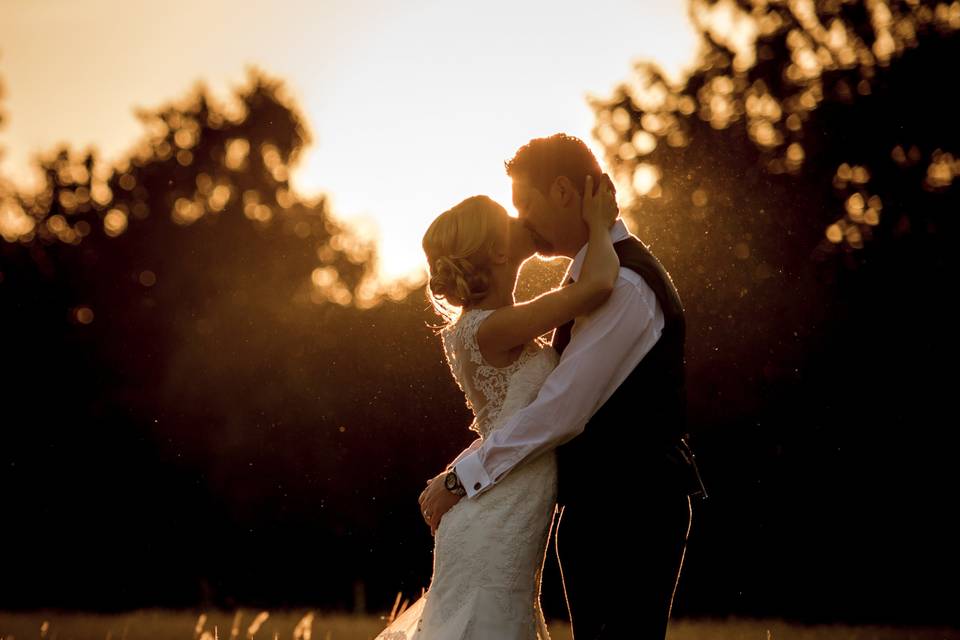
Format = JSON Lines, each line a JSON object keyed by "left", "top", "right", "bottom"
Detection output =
{"left": 478, "top": 175, "right": 620, "bottom": 354}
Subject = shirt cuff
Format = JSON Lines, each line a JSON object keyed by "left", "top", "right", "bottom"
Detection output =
{"left": 454, "top": 451, "right": 492, "bottom": 498}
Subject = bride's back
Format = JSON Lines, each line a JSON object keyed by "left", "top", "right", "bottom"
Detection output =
{"left": 441, "top": 307, "right": 555, "bottom": 439}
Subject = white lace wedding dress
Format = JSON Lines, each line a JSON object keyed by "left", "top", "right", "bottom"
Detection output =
{"left": 376, "top": 307, "right": 560, "bottom": 640}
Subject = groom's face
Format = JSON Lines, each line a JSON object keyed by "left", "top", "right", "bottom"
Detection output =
{"left": 511, "top": 176, "right": 561, "bottom": 257}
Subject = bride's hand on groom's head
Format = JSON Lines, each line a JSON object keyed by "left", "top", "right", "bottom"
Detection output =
{"left": 600, "top": 172, "right": 616, "bottom": 194}
{"left": 581, "top": 174, "right": 619, "bottom": 230}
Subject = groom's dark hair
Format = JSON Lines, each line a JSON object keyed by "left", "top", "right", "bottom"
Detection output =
{"left": 505, "top": 133, "right": 607, "bottom": 198}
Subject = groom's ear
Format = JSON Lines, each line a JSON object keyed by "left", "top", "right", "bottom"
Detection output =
{"left": 550, "top": 175, "right": 578, "bottom": 209}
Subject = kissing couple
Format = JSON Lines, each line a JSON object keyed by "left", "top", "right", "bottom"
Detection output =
{"left": 377, "top": 133, "right": 707, "bottom": 640}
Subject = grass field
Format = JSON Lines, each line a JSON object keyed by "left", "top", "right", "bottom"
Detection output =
{"left": 1, "top": 609, "right": 957, "bottom": 640}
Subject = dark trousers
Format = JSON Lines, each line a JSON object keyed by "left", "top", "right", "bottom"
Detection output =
{"left": 552, "top": 491, "right": 692, "bottom": 639}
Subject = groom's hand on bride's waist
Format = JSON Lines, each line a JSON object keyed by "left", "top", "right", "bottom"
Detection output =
{"left": 418, "top": 469, "right": 463, "bottom": 536}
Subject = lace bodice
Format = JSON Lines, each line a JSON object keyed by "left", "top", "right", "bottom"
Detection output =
{"left": 441, "top": 308, "right": 553, "bottom": 438}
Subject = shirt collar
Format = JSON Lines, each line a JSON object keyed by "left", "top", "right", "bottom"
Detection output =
{"left": 567, "top": 218, "right": 631, "bottom": 282}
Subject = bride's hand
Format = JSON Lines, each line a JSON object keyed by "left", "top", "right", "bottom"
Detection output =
{"left": 580, "top": 174, "right": 618, "bottom": 230}
{"left": 419, "top": 469, "right": 460, "bottom": 536}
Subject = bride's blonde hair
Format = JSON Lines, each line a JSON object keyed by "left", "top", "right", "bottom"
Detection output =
{"left": 422, "top": 195, "right": 505, "bottom": 323}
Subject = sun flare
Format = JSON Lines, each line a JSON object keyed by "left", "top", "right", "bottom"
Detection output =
{"left": 0, "top": 1, "right": 699, "bottom": 287}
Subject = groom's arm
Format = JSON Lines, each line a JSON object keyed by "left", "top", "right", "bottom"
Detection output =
{"left": 445, "top": 436, "right": 483, "bottom": 471}
{"left": 453, "top": 271, "right": 664, "bottom": 499}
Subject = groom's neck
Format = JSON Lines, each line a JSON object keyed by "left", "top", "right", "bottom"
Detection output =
{"left": 562, "top": 228, "right": 591, "bottom": 259}
{"left": 564, "top": 241, "right": 587, "bottom": 260}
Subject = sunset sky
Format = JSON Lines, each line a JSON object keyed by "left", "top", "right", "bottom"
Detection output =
{"left": 0, "top": 0, "right": 701, "bottom": 282}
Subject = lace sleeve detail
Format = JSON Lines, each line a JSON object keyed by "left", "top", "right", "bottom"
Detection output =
{"left": 440, "top": 324, "right": 468, "bottom": 401}
{"left": 439, "top": 309, "right": 499, "bottom": 434}
{"left": 462, "top": 308, "right": 515, "bottom": 434}
{"left": 441, "top": 309, "right": 492, "bottom": 413}
{"left": 458, "top": 308, "right": 496, "bottom": 369}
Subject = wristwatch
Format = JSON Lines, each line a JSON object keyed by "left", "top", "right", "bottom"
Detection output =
{"left": 444, "top": 469, "right": 467, "bottom": 497}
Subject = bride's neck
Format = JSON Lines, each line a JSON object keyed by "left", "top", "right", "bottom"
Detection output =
{"left": 474, "top": 261, "right": 521, "bottom": 310}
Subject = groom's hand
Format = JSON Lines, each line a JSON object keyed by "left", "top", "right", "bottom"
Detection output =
{"left": 418, "top": 469, "right": 462, "bottom": 536}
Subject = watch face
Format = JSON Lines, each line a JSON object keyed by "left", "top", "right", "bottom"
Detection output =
{"left": 444, "top": 472, "right": 457, "bottom": 490}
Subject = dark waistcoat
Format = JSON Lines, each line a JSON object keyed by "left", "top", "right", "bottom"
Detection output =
{"left": 552, "top": 236, "right": 704, "bottom": 507}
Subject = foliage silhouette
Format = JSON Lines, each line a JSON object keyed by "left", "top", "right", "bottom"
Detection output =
{"left": 583, "top": 0, "right": 958, "bottom": 624}
{"left": 590, "top": 0, "right": 958, "bottom": 421}
{"left": 2, "top": 66, "right": 375, "bottom": 301}
{"left": 0, "top": 67, "right": 472, "bottom": 612}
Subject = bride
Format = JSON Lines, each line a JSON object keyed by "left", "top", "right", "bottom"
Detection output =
{"left": 376, "top": 177, "right": 618, "bottom": 639}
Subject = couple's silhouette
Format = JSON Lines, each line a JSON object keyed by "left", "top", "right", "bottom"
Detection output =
{"left": 378, "top": 133, "right": 707, "bottom": 640}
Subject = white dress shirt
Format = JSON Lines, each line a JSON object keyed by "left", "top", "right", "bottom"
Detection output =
{"left": 451, "top": 219, "right": 666, "bottom": 498}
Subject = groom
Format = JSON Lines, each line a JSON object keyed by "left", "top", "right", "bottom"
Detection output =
{"left": 419, "top": 133, "right": 707, "bottom": 639}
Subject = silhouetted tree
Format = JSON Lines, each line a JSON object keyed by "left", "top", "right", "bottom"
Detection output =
{"left": 590, "top": 0, "right": 958, "bottom": 420}
{"left": 0, "top": 64, "right": 6, "bottom": 157}
{"left": 0, "top": 67, "right": 470, "bottom": 611}
{"left": 3, "top": 66, "right": 374, "bottom": 297}
{"left": 0, "top": 64, "right": 13, "bottom": 223}
{"left": 586, "top": 0, "right": 958, "bottom": 624}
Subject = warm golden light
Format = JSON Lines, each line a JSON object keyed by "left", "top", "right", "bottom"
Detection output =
{"left": 47, "top": 214, "right": 67, "bottom": 234}
{"left": 845, "top": 193, "right": 865, "bottom": 217}
{"left": 75, "top": 306, "right": 94, "bottom": 324}
{"left": 209, "top": 184, "right": 232, "bottom": 212}
{"left": 752, "top": 121, "right": 781, "bottom": 147}
{"left": 826, "top": 223, "right": 844, "bottom": 244}
{"left": 632, "top": 164, "right": 661, "bottom": 196}
{"left": 103, "top": 208, "right": 128, "bottom": 237}
{"left": 632, "top": 130, "right": 657, "bottom": 155}
{"left": 0, "top": 1, "right": 701, "bottom": 287}
{"left": 925, "top": 150, "right": 957, "bottom": 189}
{"left": 225, "top": 138, "right": 250, "bottom": 171}
{"left": 0, "top": 197, "right": 36, "bottom": 242}
{"left": 173, "top": 197, "right": 204, "bottom": 225}
{"left": 312, "top": 267, "right": 337, "bottom": 288}
{"left": 58, "top": 190, "right": 78, "bottom": 212}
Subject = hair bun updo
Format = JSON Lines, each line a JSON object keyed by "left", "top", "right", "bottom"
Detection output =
{"left": 429, "top": 255, "right": 491, "bottom": 309}
{"left": 422, "top": 195, "right": 505, "bottom": 322}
